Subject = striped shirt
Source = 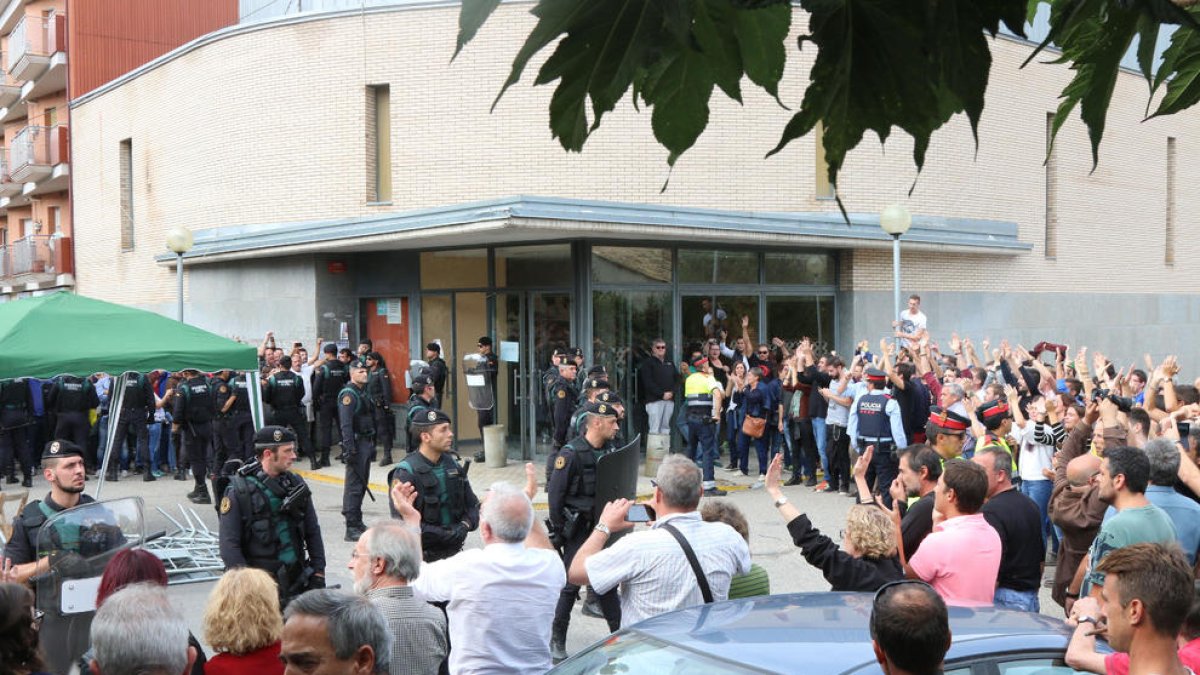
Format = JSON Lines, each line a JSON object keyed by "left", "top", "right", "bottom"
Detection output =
{"left": 586, "top": 511, "right": 751, "bottom": 627}
{"left": 728, "top": 563, "right": 770, "bottom": 599}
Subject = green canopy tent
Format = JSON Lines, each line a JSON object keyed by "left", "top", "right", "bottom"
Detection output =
{"left": 0, "top": 292, "right": 260, "bottom": 497}
{"left": 0, "top": 291, "right": 256, "bottom": 377}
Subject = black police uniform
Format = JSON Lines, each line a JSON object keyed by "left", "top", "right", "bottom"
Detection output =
{"left": 367, "top": 366, "right": 394, "bottom": 464}
{"left": 547, "top": 429, "right": 621, "bottom": 642}
{"left": 227, "top": 375, "right": 256, "bottom": 462}
{"left": 338, "top": 379, "right": 375, "bottom": 535}
{"left": 0, "top": 378, "right": 35, "bottom": 486}
{"left": 388, "top": 414, "right": 480, "bottom": 562}
{"left": 109, "top": 371, "right": 155, "bottom": 481}
{"left": 427, "top": 356, "right": 448, "bottom": 408}
{"left": 46, "top": 376, "right": 99, "bottom": 472}
{"left": 312, "top": 359, "right": 349, "bottom": 465}
{"left": 264, "top": 369, "right": 316, "bottom": 469}
{"left": 212, "top": 374, "right": 237, "bottom": 466}
{"left": 855, "top": 388, "right": 900, "bottom": 507}
{"left": 549, "top": 375, "right": 577, "bottom": 451}
{"left": 174, "top": 374, "right": 217, "bottom": 501}
{"left": 218, "top": 427, "right": 326, "bottom": 608}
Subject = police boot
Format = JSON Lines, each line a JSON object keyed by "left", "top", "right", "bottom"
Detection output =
{"left": 174, "top": 468, "right": 188, "bottom": 481}
{"left": 581, "top": 588, "right": 604, "bottom": 618}
{"left": 309, "top": 455, "right": 321, "bottom": 471}
{"left": 550, "top": 626, "right": 568, "bottom": 662}
{"left": 380, "top": 452, "right": 393, "bottom": 466}
{"left": 189, "top": 484, "right": 211, "bottom": 505}
{"left": 345, "top": 523, "right": 366, "bottom": 542}
{"left": 319, "top": 451, "right": 331, "bottom": 468}
{"left": 5, "top": 474, "right": 17, "bottom": 484}
{"left": 21, "top": 474, "right": 32, "bottom": 488}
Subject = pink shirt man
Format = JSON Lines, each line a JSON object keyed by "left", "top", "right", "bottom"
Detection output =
{"left": 909, "top": 513, "right": 1001, "bottom": 606}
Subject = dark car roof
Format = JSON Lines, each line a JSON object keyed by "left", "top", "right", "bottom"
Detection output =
{"left": 612, "top": 592, "right": 1074, "bottom": 674}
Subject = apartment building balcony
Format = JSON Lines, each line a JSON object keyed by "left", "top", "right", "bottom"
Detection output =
{"left": 7, "top": 12, "right": 66, "bottom": 84}
{"left": 9, "top": 125, "right": 67, "bottom": 189}
{"left": 0, "top": 147, "right": 21, "bottom": 197}
{"left": 0, "top": 234, "right": 72, "bottom": 289}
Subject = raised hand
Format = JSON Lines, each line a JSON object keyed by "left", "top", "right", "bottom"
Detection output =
{"left": 949, "top": 333, "right": 962, "bottom": 353}
{"left": 854, "top": 445, "right": 875, "bottom": 480}
{"left": 523, "top": 462, "right": 538, "bottom": 500}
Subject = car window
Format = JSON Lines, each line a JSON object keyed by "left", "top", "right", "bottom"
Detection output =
{"left": 996, "top": 657, "right": 1090, "bottom": 675}
{"left": 943, "top": 668, "right": 972, "bottom": 675}
{"left": 552, "top": 631, "right": 760, "bottom": 674}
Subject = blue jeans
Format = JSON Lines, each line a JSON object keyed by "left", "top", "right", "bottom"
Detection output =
{"left": 726, "top": 408, "right": 743, "bottom": 466}
{"left": 1019, "top": 478, "right": 1058, "bottom": 556}
{"left": 994, "top": 587, "right": 1040, "bottom": 612}
{"left": 148, "top": 421, "right": 177, "bottom": 471}
{"left": 812, "top": 417, "right": 828, "bottom": 476}
{"left": 685, "top": 414, "right": 719, "bottom": 485}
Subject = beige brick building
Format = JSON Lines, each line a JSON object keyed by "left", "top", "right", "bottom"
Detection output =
{"left": 68, "top": 1, "right": 1199, "bottom": 450}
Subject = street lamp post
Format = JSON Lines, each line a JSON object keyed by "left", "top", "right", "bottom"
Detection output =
{"left": 879, "top": 205, "right": 912, "bottom": 348}
{"left": 165, "top": 226, "right": 194, "bottom": 322}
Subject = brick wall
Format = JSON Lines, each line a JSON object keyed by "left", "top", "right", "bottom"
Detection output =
{"left": 69, "top": 3, "right": 1200, "bottom": 304}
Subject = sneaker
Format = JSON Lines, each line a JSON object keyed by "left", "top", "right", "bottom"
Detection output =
{"left": 189, "top": 490, "right": 211, "bottom": 505}
{"left": 815, "top": 481, "right": 829, "bottom": 491}
{"left": 784, "top": 474, "right": 803, "bottom": 486}
{"left": 805, "top": 476, "right": 818, "bottom": 487}
{"left": 152, "top": 470, "right": 165, "bottom": 478}
{"left": 722, "top": 463, "right": 739, "bottom": 472}
{"left": 749, "top": 480, "right": 764, "bottom": 490}
{"left": 120, "top": 470, "right": 129, "bottom": 479}
{"left": 703, "top": 487, "right": 728, "bottom": 497}
{"left": 822, "top": 484, "right": 839, "bottom": 493}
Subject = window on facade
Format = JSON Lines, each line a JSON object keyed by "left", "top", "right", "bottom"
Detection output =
{"left": 120, "top": 138, "right": 134, "bottom": 251}
{"left": 368, "top": 84, "right": 391, "bottom": 203}
{"left": 420, "top": 249, "right": 488, "bottom": 289}
{"left": 766, "top": 295, "right": 835, "bottom": 353}
{"left": 495, "top": 244, "right": 571, "bottom": 287}
{"left": 677, "top": 250, "right": 758, "bottom": 285}
{"left": 593, "top": 290, "right": 672, "bottom": 440}
{"left": 681, "top": 294, "right": 758, "bottom": 352}
{"left": 591, "top": 246, "right": 671, "bottom": 284}
{"left": 764, "top": 252, "right": 834, "bottom": 285}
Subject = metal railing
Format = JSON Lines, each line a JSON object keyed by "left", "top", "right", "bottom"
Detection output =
{"left": 8, "top": 234, "right": 55, "bottom": 276}
{"left": 7, "top": 14, "right": 57, "bottom": 72}
{"left": 9, "top": 126, "right": 48, "bottom": 174}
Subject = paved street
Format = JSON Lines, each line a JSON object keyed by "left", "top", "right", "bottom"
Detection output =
{"left": 8, "top": 451, "right": 1064, "bottom": 659}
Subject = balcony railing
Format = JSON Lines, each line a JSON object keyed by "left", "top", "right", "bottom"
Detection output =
{"left": 2, "top": 234, "right": 58, "bottom": 277}
{"left": 9, "top": 125, "right": 66, "bottom": 183}
{"left": 7, "top": 13, "right": 65, "bottom": 79}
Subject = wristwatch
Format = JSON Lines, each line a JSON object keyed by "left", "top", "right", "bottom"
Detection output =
{"left": 773, "top": 496, "right": 789, "bottom": 508}
{"left": 1075, "top": 615, "right": 1098, "bottom": 626}
{"left": 594, "top": 523, "right": 611, "bottom": 536}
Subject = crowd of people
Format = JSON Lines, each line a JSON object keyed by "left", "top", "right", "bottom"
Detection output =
{"left": 5, "top": 298, "right": 1200, "bottom": 674}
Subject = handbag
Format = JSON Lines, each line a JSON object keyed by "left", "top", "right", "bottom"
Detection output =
{"left": 741, "top": 414, "right": 766, "bottom": 439}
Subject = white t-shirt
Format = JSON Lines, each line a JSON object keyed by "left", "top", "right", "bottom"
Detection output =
{"left": 898, "top": 309, "right": 927, "bottom": 336}
{"left": 1015, "top": 422, "right": 1055, "bottom": 481}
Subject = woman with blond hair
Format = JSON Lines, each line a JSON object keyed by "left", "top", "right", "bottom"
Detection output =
{"left": 765, "top": 454, "right": 903, "bottom": 591}
{"left": 202, "top": 568, "right": 285, "bottom": 675}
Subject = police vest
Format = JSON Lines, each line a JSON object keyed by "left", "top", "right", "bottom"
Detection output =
{"left": 684, "top": 372, "right": 716, "bottom": 407}
{"left": 0, "top": 378, "right": 27, "bottom": 410}
{"left": 406, "top": 397, "right": 438, "bottom": 426}
{"left": 320, "top": 363, "right": 349, "bottom": 397}
{"left": 181, "top": 377, "right": 216, "bottom": 423}
{"left": 339, "top": 386, "right": 375, "bottom": 436}
{"left": 213, "top": 377, "right": 234, "bottom": 415}
{"left": 268, "top": 371, "right": 303, "bottom": 408}
{"left": 119, "top": 372, "right": 148, "bottom": 409}
{"left": 230, "top": 377, "right": 252, "bottom": 413}
{"left": 856, "top": 391, "right": 894, "bottom": 440}
{"left": 395, "top": 456, "right": 467, "bottom": 529}
{"left": 229, "top": 471, "right": 305, "bottom": 567}
{"left": 18, "top": 495, "right": 98, "bottom": 558}
{"left": 367, "top": 369, "right": 390, "bottom": 404}
{"left": 54, "top": 376, "right": 90, "bottom": 412}
{"left": 561, "top": 439, "right": 604, "bottom": 511}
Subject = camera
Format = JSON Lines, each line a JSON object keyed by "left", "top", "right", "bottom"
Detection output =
{"left": 1090, "top": 388, "right": 1133, "bottom": 413}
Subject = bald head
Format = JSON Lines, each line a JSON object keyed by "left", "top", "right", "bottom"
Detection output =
{"left": 1067, "top": 453, "right": 1101, "bottom": 487}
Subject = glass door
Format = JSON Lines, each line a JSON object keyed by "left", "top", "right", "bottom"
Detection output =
{"left": 527, "top": 292, "right": 571, "bottom": 461}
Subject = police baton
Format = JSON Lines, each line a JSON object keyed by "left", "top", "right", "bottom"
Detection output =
{"left": 346, "top": 455, "right": 376, "bottom": 502}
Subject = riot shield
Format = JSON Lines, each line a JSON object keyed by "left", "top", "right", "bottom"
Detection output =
{"left": 592, "top": 435, "right": 642, "bottom": 524}
{"left": 407, "top": 359, "right": 431, "bottom": 389}
{"left": 463, "top": 353, "right": 494, "bottom": 411}
{"left": 36, "top": 497, "right": 144, "bottom": 675}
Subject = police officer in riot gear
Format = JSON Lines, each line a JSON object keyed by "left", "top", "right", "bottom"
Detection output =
{"left": 226, "top": 372, "right": 256, "bottom": 461}
{"left": 389, "top": 408, "right": 479, "bottom": 562}
{"left": 549, "top": 362, "right": 578, "bottom": 451}
{"left": 174, "top": 368, "right": 218, "bottom": 504}
{"left": 405, "top": 374, "right": 439, "bottom": 453}
{"left": 847, "top": 367, "right": 908, "bottom": 508}
{"left": 338, "top": 359, "right": 375, "bottom": 542}
{"left": 218, "top": 426, "right": 326, "bottom": 608}
{"left": 264, "top": 355, "right": 317, "bottom": 470}
{"left": 424, "top": 342, "right": 448, "bottom": 408}
{"left": 547, "top": 401, "right": 622, "bottom": 659}
{"left": 2, "top": 440, "right": 102, "bottom": 583}
{"left": 0, "top": 378, "right": 33, "bottom": 488}
{"left": 212, "top": 370, "right": 237, "bottom": 466}
{"left": 365, "top": 352, "right": 395, "bottom": 466}
{"left": 46, "top": 376, "right": 99, "bottom": 474}
{"left": 312, "top": 343, "right": 349, "bottom": 468}
{"left": 108, "top": 371, "right": 155, "bottom": 483}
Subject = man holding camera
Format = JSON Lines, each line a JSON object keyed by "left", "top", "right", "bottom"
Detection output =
{"left": 219, "top": 425, "right": 326, "bottom": 607}
{"left": 547, "top": 401, "right": 622, "bottom": 660}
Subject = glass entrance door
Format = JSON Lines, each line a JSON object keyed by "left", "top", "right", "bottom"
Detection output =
{"left": 494, "top": 291, "right": 571, "bottom": 460}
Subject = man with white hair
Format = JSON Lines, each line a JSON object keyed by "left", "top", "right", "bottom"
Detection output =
{"left": 90, "top": 583, "right": 198, "bottom": 675}
{"left": 349, "top": 522, "right": 448, "bottom": 675}
{"left": 391, "top": 464, "right": 563, "bottom": 675}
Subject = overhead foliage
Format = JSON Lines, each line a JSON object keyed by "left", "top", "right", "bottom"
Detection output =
{"left": 455, "top": 0, "right": 1200, "bottom": 214}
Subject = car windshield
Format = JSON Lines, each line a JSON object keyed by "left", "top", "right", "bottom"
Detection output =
{"left": 553, "top": 630, "right": 764, "bottom": 674}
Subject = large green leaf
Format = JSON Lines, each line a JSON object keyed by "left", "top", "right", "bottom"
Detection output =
{"left": 454, "top": 0, "right": 502, "bottom": 60}
{"left": 645, "top": 47, "right": 718, "bottom": 165}
{"left": 493, "top": 0, "right": 592, "bottom": 111}
{"left": 732, "top": 3, "right": 792, "bottom": 101}
{"left": 1151, "top": 22, "right": 1200, "bottom": 116}
{"left": 693, "top": 0, "right": 745, "bottom": 102}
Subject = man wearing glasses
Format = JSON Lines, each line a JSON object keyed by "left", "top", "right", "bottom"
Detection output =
{"left": 639, "top": 339, "right": 678, "bottom": 437}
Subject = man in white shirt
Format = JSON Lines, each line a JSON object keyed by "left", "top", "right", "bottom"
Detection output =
{"left": 893, "top": 294, "right": 928, "bottom": 348}
{"left": 568, "top": 455, "right": 751, "bottom": 627}
{"left": 391, "top": 465, "right": 563, "bottom": 675}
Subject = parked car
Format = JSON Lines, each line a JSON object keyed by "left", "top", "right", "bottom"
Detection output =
{"left": 551, "top": 592, "right": 1102, "bottom": 674}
